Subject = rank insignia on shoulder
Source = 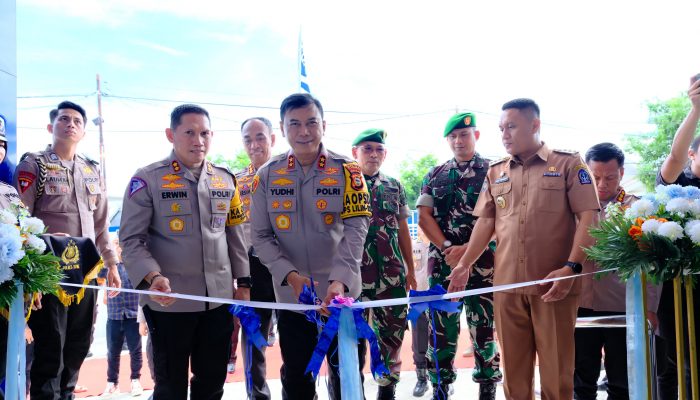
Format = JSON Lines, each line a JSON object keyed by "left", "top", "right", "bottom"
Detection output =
{"left": 251, "top": 175, "right": 260, "bottom": 193}
{"left": 128, "top": 177, "right": 147, "bottom": 198}
{"left": 287, "top": 155, "right": 295, "bottom": 170}
{"left": 171, "top": 160, "right": 181, "bottom": 173}
{"left": 318, "top": 155, "right": 326, "bottom": 169}
{"left": 206, "top": 162, "right": 213, "bottom": 174}
{"left": 489, "top": 157, "right": 509, "bottom": 167}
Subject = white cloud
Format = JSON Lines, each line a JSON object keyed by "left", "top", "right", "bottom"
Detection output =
{"left": 130, "top": 39, "right": 187, "bottom": 57}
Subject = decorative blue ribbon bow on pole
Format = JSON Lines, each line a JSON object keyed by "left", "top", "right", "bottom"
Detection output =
{"left": 229, "top": 305, "right": 270, "bottom": 399}
{"left": 304, "top": 296, "right": 390, "bottom": 400}
{"left": 407, "top": 285, "right": 461, "bottom": 392}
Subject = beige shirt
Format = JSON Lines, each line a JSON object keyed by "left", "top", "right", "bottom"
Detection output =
{"left": 474, "top": 143, "right": 600, "bottom": 296}
{"left": 580, "top": 188, "right": 660, "bottom": 312}
{"left": 251, "top": 145, "right": 370, "bottom": 306}
{"left": 0, "top": 181, "right": 21, "bottom": 209}
{"left": 14, "top": 145, "right": 117, "bottom": 266}
{"left": 119, "top": 151, "right": 250, "bottom": 313}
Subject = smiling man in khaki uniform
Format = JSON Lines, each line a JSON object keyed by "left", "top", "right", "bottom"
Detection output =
{"left": 251, "top": 93, "right": 370, "bottom": 400}
{"left": 448, "top": 98, "right": 599, "bottom": 400}
{"left": 120, "top": 104, "right": 250, "bottom": 400}
{"left": 14, "top": 101, "right": 121, "bottom": 400}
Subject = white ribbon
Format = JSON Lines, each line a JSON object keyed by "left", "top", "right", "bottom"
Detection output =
{"left": 61, "top": 267, "right": 618, "bottom": 311}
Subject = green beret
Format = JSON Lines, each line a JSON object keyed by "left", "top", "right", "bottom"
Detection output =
{"left": 443, "top": 112, "right": 476, "bottom": 137}
{"left": 352, "top": 128, "right": 387, "bottom": 146}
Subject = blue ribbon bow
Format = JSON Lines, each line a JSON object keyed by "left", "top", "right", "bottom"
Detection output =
{"left": 298, "top": 281, "right": 324, "bottom": 328}
{"left": 304, "top": 300, "right": 390, "bottom": 380}
{"left": 229, "top": 305, "right": 270, "bottom": 399}
{"left": 407, "top": 285, "right": 461, "bottom": 389}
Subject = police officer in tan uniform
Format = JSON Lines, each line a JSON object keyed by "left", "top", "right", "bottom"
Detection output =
{"left": 13, "top": 101, "right": 121, "bottom": 400}
{"left": 448, "top": 98, "right": 600, "bottom": 400}
{"left": 251, "top": 93, "right": 371, "bottom": 400}
{"left": 233, "top": 116, "right": 277, "bottom": 399}
{"left": 0, "top": 121, "right": 21, "bottom": 208}
{"left": 119, "top": 104, "right": 250, "bottom": 400}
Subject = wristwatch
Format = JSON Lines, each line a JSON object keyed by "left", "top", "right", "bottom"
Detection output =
{"left": 565, "top": 261, "right": 583, "bottom": 274}
{"left": 442, "top": 240, "right": 452, "bottom": 251}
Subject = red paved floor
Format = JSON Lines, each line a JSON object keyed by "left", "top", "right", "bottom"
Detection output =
{"left": 75, "top": 328, "right": 477, "bottom": 397}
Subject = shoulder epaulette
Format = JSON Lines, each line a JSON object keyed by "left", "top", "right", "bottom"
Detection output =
{"left": 80, "top": 153, "right": 99, "bottom": 165}
{"left": 553, "top": 149, "right": 579, "bottom": 155}
{"left": 489, "top": 156, "right": 509, "bottom": 167}
{"left": 19, "top": 152, "right": 34, "bottom": 163}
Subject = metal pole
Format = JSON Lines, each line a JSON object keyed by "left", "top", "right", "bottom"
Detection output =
{"left": 642, "top": 273, "right": 653, "bottom": 400}
{"left": 674, "top": 276, "right": 687, "bottom": 400}
{"left": 96, "top": 73, "right": 106, "bottom": 188}
{"left": 685, "top": 276, "right": 698, "bottom": 400}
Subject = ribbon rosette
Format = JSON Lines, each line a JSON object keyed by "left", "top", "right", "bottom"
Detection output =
{"left": 304, "top": 296, "right": 390, "bottom": 381}
{"left": 229, "top": 305, "right": 270, "bottom": 399}
{"left": 407, "top": 285, "right": 461, "bottom": 389}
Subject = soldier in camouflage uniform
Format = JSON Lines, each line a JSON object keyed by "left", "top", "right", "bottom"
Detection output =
{"left": 351, "top": 129, "right": 417, "bottom": 400}
{"left": 416, "top": 113, "right": 501, "bottom": 400}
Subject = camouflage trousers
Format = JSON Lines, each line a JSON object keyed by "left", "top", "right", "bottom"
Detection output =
{"left": 427, "top": 262, "right": 502, "bottom": 385}
{"left": 361, "top": 286, "right": 408, "bottom": 386}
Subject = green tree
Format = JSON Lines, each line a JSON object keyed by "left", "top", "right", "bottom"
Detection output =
{"left": 626, "top": 95, "right": 698, "bottom": 191}
{"left": 208, "top": 150, "right": 250, "bottom": 172}
{"left": 399, "top": 154, "right": 439, "bottom": 208}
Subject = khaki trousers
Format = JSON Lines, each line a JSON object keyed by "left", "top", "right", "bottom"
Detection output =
{"left": 494, "top": 292, "right": 579, "bottom": 400}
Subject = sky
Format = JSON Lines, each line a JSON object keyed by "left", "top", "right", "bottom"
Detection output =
{"left": 11, "top": 0, "right": 700, "bottom": 198}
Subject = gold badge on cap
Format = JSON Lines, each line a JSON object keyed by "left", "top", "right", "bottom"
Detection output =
{"left": 496, "top": 196, "right": 506, "bottom": 209}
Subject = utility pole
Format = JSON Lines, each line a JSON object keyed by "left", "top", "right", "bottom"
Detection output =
{"left": 95, "top": 73, "right": 107, "bottom": 186}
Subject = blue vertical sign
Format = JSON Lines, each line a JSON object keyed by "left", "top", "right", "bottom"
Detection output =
{"left": 0, "top": 0, "right": 17, "bottom": 176}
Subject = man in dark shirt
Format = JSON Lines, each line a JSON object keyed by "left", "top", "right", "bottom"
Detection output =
{"left": 655, "top": 73, "right": 700, "bottom": 400}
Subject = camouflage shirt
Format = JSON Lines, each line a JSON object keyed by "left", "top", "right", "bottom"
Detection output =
{"left": 360, "top": 172, "right": 410, "bottom": 297}
{"left": 417, "top": 154, "right": 494, "bottom": 268}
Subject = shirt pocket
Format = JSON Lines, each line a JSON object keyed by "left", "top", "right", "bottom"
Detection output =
{"left": 315, "top": 196, "right": 343, "bottom": 232}
{"left": 432, "top": 184, "right": 454, "bottom": 217}
{"left": 268, "top": 198, "right": 298, "bottom": 233}
{"left": 85, "top": 181, "right": 101, "bottom": 211}
{"left": 490, "top": 182, "right": 513, "bottom": 216}
{"left": 379, "top": 189, "right": 400, "bottom": 229}
{"left": 158, "top": 200, "right": 193, "bottom": 236}
{"left": 537, "top": 177, "right": 567, "bottom": 213}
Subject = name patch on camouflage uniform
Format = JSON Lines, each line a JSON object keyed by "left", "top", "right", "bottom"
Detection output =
{"left": 226, "top": 187, "right": 246, "bottom": 226}
{"left": 341, "top": 163, "right": 371, "bottom": 219}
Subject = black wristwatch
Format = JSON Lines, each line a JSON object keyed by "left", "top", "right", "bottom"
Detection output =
{"left": 565, "top": 261, "right": 583, "bottom": 274}
{"left": 237, "top": 276, "right": 253, "bottom": 288}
